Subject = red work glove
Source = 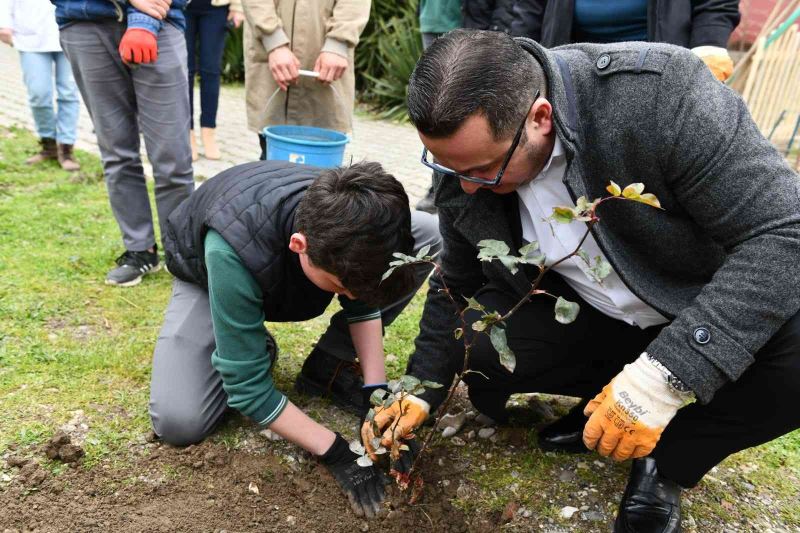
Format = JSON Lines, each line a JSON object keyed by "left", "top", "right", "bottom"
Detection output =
{"left": 119, "top": 28, "right": 159, "bottom": 65}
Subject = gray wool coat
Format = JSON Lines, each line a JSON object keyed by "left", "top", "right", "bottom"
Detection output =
{"left": 407, "top": 38, "right": 800, "bottom": 407}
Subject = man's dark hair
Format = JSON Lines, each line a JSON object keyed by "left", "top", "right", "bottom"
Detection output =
{"left": 407, "top": 29, "right": 547, "bottom": 140}
{"left": 295, "top": 161, "right": 415, "bottom": 307}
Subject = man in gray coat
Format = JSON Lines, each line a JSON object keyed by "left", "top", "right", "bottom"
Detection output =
{"left": 362, "top": 30, "right": 800, "bottom": 532}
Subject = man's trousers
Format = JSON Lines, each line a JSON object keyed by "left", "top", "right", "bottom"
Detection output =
{"left": 60, "top": 21, "right": 194, "bottom": 252}
{"left": 456, "top": 273, "right": 800, "bottom": 487}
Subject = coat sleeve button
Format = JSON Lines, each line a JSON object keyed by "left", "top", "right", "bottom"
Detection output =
{"left": 693, "top": 327, "right": 711, "bottom": 344}
{"left": 596, "top": 54, "right": 611, "bottom": 69}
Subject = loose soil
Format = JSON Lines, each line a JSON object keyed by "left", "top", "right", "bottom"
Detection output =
{"left": 0, "top": 434, "right": 486, "bottom": 532}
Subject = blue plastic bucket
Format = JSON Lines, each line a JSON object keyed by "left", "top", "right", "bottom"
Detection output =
{"left": 263, "top": 125, "right": 349, "bottom": 168}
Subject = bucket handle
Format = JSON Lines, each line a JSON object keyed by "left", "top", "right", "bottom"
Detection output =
{"left": 264, "top": 70, "right": 345, "bottom": 118}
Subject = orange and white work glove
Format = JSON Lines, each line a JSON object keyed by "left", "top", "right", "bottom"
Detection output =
{"left": 361, "top": 394, "right": 429, "bottom": 460}
{"left": 692, "top": 46, "right": 734, "bottom": 82}
{"left": 583, "top": 354, "right": 693, "bottom": 462}
{"left": 119, "top": 28, "right": 159, "bottom": 65}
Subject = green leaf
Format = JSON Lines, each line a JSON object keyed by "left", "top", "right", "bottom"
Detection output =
{"left": 369, "top": 389, "right": 388, "bottom": 406}
{"left": 349, "top": 440, "right": 366, "bottom": 455}
{"left": 388, "top": 379, "right": 401, "bottom": 394}
{"left": 454, "top": 327, "right": 464, "bottom": 340}
{"left": 415, "top": 244, "right": 431, "bottom": 260}
{"left": 391, "top": 251, "right": 416, "bottom": 262}
{"left": 498, "top": 255, "right": 520, "bottom": 275}
{"left": 576, "top": 196, "right": 590, "bottom": 213}
{"left": 518, "top": 242, "right": 539, "bottom": 256}
{"left": 421, "top": 380, "right": 444, "bottom": 389}
{"left": 366, "top": 408, "right": 375, "bottom": 422}
{"left": 592, "top": 256, "right": 612, "bottom": 280}
{"left": 489, "top": 326, "right": 516, "bottom": 373}
{"left": 637, "top": 193, "right": 662, "bottom": 209}
{"left": 622, "top": 183, "right": 645, "bottom": 199}
{"left": 380, "top": 266, "right": 397, "bottom": 282}
{"left": 554, "top": 296, "right": 580, "bottom": 324}
{"left": 552, "top": 206, "right": 575, "bottom": 224}
{"left": 399, "top": 375, "right": 421, "bottom": 392}
{"left": 607, "top": 181, "right": 622, "bottom": 197}
{"left": 471, "top": 320, "right": 487, "bottom": 332}
{"left": 356, "top": 455, "right": 374, "bottom": 467}
{"left": 463, "top": 296, "right": 485, "bottom": 312}
{"left": 477, "top": 239, "right": 510, "bottom": 260}
{"left": 577, "top": 249, "right": 590, "bottom": 265}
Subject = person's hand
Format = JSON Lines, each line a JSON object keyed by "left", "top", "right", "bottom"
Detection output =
{"left": 319, "top": 432, "right": 385, "bottom": 518}
{"left": 313, "top": 51, "right": 348, "bottom": 84}
{"left": 227, "top": 10, "right": 245, "bottom": 29}
{"left": 583, "top": 354, "right": 687, "bottom": 461}
{"left": 268, "top": 45, "right": 300, "bottom": 91}
{"left": 0, "top": 28, "right": 13, "bottom": 47}
{"left": 361, "top": 394, "right": 429, "bottom": 460}
{"left": 130, "top": 0, "right": 171, "bottom": 20}
{"left": 119, "top": 28, "right": 159, "bottom": 65}
{"left": 692, "top": 46, "right": 734, "bottom": 82}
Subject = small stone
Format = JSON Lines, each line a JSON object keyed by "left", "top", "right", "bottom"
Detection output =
{"left": 478, "top": 427, "right": 496, "bottom": 439}
{"left": 248, "top": 482, "right": 260, "bottom": 495}
{"left": 576, "top": 461, "right": 589, "bottom": 469}
{"left": 593, "top": 460, "right": 606, "bottom": 468}
{"left": 558, "top": 470, "right": 576, "bottom": 483}
{"left": 580, "top": 505, "right": 589, "bottom": 511}
{"left": 451, "top": 437, "right": 466, "bottom": 446}
{"left": 466, "top": 430, "right": 476, "bottom": 440}
{"left": 360, "top": 521, "right": 369, "bottom": 532}
{"left": 442, "top": 479, "right": 450, "bottom": 487}
{"left": 523, "top": 509, "right": 533, "bottom": 518}
{"left": 192, "top": 461, "right": 204, "bottom": 469}
{"left": 582, "top": 511, "right": 604, "bottom": 521}
{"left": 560, "top": 506, "right": 579, "bottom": 519}
{"left": 259, "top": 429, "right": 283, "bottom": 441}
{"left": 442, "top": 426, "right": 458, "bottom": 438}
{"left": 465, "top": 410, "right": 477, "bottom": 419}
{"left": 438, "top": 458, "right": 445, "bottom": 466}
{"left": 286, "top": 516, "right": 296, "bottom": 526}
{"left": 741, "top": 482, "right": 755, "bottom": 492}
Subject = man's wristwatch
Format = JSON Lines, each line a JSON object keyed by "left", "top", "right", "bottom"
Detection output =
{"left": 645, "top": 353, "right": 697, "bottom": 405}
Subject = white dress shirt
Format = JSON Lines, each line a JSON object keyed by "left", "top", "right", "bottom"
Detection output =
{"left": 0, "top": 0, "right": 62, "bottom": 53}
{"left": 516, "top": 137, "right": 668, "bottom": 329}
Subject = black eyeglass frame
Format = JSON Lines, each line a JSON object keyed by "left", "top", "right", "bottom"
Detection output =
{"left": 419, "top": 89, "right": 540, "bottom": 186}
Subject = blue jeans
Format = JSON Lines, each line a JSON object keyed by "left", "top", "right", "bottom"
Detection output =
{"left": 185, "top": 0, "right": 228, "bottom": 129}
{"left": 18, "top": 51, "right": 80, "bottom": 145}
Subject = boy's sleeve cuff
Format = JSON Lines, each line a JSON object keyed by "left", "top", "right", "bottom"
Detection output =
{"left": 125, "top": 11, "right": 162, "bottom": 36}
{"left": 254, "top": 393, "right": 289, "bottom": 426}
{"left": 261, "top": 28, "right": 290, "bottom": 54}
{"left": 321, "top": 37, "right": 349, "bottom": 58}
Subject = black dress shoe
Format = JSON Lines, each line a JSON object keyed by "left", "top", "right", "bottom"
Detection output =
{"left": 294, "top": 346, "right": 365, "bottom": 415}
{"left": 537, "top": 398, "right": 591, "bottom": 453}
{"left": 615, "top": 457, "right": 682, "bottom": 533}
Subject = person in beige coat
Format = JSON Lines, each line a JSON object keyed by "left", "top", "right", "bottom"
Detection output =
{"left": 241, "top": 0, "right": 370, "bottom": 158}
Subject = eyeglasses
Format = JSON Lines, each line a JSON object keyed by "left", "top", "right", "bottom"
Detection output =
{"left": 420, "top": 90, "right": 540, "bottom": 186}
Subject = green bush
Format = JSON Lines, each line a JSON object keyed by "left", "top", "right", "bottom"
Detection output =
{"left": 356, "top": 0, "right": 422, "bottom": 121}
{"left": 222, "top": 26, "right": 246, "bottom": 84}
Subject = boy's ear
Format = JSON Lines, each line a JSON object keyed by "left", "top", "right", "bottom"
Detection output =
{"left": 288, "top": 232, "right": 308, "bottom": 254}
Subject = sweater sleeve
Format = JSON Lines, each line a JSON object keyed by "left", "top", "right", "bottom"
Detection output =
{"left": 321, "top": 0, "right": 370, "bottom": 55}
{"left": 205, "top": 230, "right": 288, "bottom": 426}
{"left": 339, "top": 295, "right": 381, "bottom": 324}
{"left": 240, "top": 0, "right": 289, "bottom": 52}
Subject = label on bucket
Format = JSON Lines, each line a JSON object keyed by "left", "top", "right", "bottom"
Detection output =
{"left": 289, "top": 153, "right": 305, "bottom": 164}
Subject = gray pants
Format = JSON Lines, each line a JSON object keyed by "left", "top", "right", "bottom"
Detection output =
{"left": 150, "top": 211, "right": 441, "bottom": 445}
{"left": 60, "top": 21, "right": 194, "bottom": 252}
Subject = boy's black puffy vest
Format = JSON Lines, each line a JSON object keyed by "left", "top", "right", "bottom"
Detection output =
{"left": 163, "top": 160, "right": 334, "bottom": 321}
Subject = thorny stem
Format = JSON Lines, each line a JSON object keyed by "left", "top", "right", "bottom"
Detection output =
{"left": 402, "top": 197, "right": 623, "bottom": 492}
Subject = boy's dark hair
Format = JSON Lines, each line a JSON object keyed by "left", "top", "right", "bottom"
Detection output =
{"left": 295, "top": 162, "right": 415, "bottom": 307}
{"left": 407, "top": 29, "right": 547, "bottom": 140}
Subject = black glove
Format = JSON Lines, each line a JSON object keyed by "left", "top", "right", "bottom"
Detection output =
{"left": 390, "top": 436, "right": 421, "bottom": 475}
{"left": 319, "top": 432, "right": 385, "bottom": 518}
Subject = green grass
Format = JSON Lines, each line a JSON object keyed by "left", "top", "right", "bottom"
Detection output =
{"left": 1, "top": 125, "right": 798, "bottom": 529}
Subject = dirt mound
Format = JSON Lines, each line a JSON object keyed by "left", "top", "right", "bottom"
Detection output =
{"left": 0, "top": 439, "right": 484, "bottom": 532}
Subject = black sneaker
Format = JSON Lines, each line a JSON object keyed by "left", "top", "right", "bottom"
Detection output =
{"left": 294, "top": 346, "right": 366, "bottom": 415}
{"left": 105, "top": 246, "right": 161, "bottom": 287}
